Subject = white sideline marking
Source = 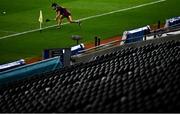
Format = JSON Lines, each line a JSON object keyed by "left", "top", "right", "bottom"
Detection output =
{"left": 0, "top": 0, "right": 166, "bottom": 40}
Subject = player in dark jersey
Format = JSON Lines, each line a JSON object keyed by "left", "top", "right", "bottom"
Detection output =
{"left": 52, "top": 3, "right": 81, "bottom": 29}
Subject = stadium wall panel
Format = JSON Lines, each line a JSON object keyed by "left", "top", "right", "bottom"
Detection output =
{"left": 0, "top": 56, "right": 62, "bottom": 86}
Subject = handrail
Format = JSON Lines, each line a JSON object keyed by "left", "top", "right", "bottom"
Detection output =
{"left": 79, "top": 40, "right": 120, "bottom": 53}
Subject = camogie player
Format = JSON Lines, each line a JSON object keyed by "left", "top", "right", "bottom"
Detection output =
{"left": 52, "top": 3, "right": 81, "bottom": 29}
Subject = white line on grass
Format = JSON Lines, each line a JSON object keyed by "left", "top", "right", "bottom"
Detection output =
{"left": 0, "top": 0, "right": 166, "bottom": 40}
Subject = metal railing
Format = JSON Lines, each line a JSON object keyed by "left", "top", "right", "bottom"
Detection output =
{"left": 74, "top": 23, "right": 180, "bottom": 57}
{"left": 78, "top": 40, "right": 120, "bottom": 54}
{"left": 147, "top": 23, "right": 180, "bottom": 38}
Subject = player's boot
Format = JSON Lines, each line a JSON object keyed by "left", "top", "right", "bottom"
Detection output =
{"left": 57, "top": 26, "right": 61, "bottom": 29}
{"left": 78, "top": 21, "right": 81, "bottom": 27}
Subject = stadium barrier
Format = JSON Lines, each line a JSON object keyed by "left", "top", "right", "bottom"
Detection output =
{"left": 43, "top": 43, "right": 85, "bottom": 59}
{"left": 121, "top": 25, "right": 151, "bottom": 45}
{"left": 0, "top": 56, "right": 62, "bottom": 86}
{"left": 0, "top": 59, "right": 26, "bottom": 72}
{"left": 77, "top": 40, "right": 120, "bottom": 55}
{"left": 147, "top": 22, "right": 180, "bottom": 38}
{"left": 43, "top": 48, "right": 64, "bottom": 60}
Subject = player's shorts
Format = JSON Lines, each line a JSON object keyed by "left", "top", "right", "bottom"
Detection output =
{"left": 56, "top": 7, "right": 71, "bottom": 18}
{"left": 62, "top": 11, "right": 71, "bottom": 17}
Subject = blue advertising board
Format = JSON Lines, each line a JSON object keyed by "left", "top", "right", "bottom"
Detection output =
{"left": 121, "top": 25, "right": 151, "bottom": 45}
{"left": 165, "top": 16, "right": 180, "bottom": 28}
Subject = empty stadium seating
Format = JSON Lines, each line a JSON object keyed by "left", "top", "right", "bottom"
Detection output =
{"left": 0, "top": 38, "right": 180, "bottom": 112}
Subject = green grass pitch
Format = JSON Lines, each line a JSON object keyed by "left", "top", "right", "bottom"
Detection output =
{"left": 0, "top": 0, "right": 180, "bottom": 64}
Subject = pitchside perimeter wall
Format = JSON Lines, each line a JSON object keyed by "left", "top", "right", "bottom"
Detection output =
{"left": 0, "top": 57, "right": 63, "bottom": 86}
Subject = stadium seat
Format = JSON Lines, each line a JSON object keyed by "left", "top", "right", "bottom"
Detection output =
{"left": 0, "top": 39, "right": 180, "bottom": 112}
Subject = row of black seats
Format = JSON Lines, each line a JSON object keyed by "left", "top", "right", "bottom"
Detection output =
{"left": 0, "top": 40, "right": 180, "bottom": 112}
